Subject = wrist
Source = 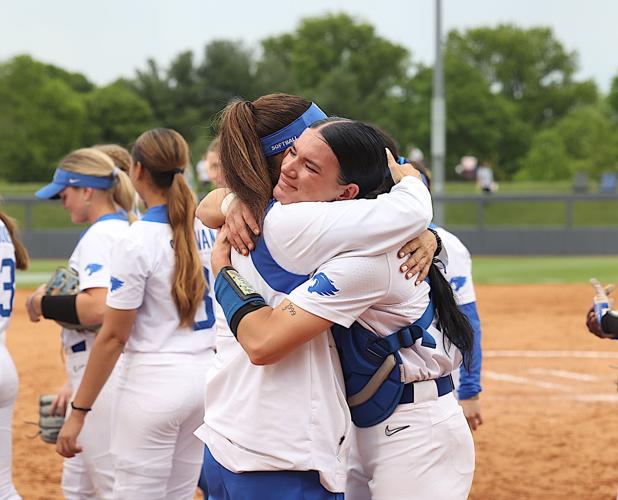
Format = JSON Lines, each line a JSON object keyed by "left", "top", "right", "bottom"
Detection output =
{"left": 220, "top": 192, "right": 237, "bottom": 216}
{"left": 427, "top": 227, "right": 443, "bottom": 256}
{"left": 70, "top": 401, "right": 92, "bottom": 415}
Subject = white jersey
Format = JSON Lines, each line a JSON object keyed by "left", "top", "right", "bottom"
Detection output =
{"left": 288, "top": 250, "right": 462, "bottom": 383}
{"left": 0, "top": 220, "right": 17, "bottom": 345}
{"left": 61, "top": 214, "right": 130, "bottom": 351}
{"left": 106, "top": 205, "right": 217, "bottom": 355}
{"left": 197, "top": 176, "right": 432, "bottom": 493}
{"left": 436, "top": 227, "right": 476, "bottom": 305}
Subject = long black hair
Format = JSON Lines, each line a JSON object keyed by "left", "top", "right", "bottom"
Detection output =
{"left": 315, "top": 119, "right": 474, "bottom": 367}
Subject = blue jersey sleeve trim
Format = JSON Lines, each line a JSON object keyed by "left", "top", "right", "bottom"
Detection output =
{"left": 458, "top": 301, "right": 482, "bottom": 400}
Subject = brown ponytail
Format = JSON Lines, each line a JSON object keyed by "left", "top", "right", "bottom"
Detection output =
{"left": 132, "top": 128, "right": 205, "bottom": 327}
{"left": 112, "top": 169, "right": 138, "bottom": 223}
{"left": 0, "top": 211, "right": 29, "bottom": 270}
{"left": 218, "top": 93, "right": 312, "bottom": 222}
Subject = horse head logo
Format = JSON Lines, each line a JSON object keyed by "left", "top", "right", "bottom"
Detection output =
{"left": 308, "top": 273, "right": 339, "bottom": 296}
{"left": 449, "top": 276, "right": 466, "bottom": 292}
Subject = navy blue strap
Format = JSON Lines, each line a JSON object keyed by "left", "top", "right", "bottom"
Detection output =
{"left": 367, "top": 297, "right": 436, "bottom": 358}
{"left": 400, "top": 374, "right": 454, "bottom": 404}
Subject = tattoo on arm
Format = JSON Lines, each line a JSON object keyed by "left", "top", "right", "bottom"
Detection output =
{"left": 281, "top": 302, "right": 297, "bottom": 317}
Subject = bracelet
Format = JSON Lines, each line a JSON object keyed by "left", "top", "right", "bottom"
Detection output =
{"left": 427, "top": 227, "right": 443, "bottom": 256}
{"left": 220, "top": 192, "right": 237, "bottom": 216}
{"left": 70, "top": 402, "right": 92, "bottom": 413}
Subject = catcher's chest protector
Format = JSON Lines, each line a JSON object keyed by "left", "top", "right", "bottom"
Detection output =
{"left": 331, "top": 296, "right": 436, "bottom": 428}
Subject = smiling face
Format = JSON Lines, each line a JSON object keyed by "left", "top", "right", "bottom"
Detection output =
{"left": 273, "top": 128, "right": 358, "bottom": 204}
{"left": 59, "top": 186, "right": 90, "bottom": 224}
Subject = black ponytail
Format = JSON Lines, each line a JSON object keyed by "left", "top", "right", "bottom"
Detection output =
{"left": 428, "top": 264, "right": 474, "bottom": 370}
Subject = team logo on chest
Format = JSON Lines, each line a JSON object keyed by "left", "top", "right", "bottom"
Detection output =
{"left": 308, "top": 273, "right": 339, "bottom": 296}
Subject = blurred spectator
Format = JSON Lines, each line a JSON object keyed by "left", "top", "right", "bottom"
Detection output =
{"left": 408, "top": 146, "right": 424, "bottom": 163}
{"left": 476, "top": 161, "right": 498, "bottom": 193}
{"left": 455, "top": 155, "right": 478, "bottom": 181}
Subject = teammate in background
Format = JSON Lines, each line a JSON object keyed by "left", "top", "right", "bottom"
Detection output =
{"left": 0, "top": 208, "right": 28, "bottom": 500}
{"left": 92, "top": 144, "right": 131, "bottom": 173}
{"left": 57, "top": 128, "right": 217, "bottom": 500}
{"left": 195, "top": 136, "right": 224, "bottom": 191}
{"left": 203, "top": 117, "right": 474, "bottom": 499}
{"left": 586, "top": 281, "right": 618, "bottom": 338}
{"left": 94, "top": 144, "right": 142, "bottom": 217}
{"left": 25, "top": 148, "right": 135, "bottom": 499}
{"left": 408, "top": 158, "right": 484, "bottom": 430}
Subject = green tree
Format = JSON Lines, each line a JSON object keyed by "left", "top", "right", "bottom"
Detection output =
{"left": 608, "top": 74, "right": 618, "bottom": 122}
{"left": 446, "top": 25, "right": 598, "bottom": 126}
{"left": 516, "top": 128, "right": 571, "bottom": 181}
{"left": 0, "top": 55, "right": 88, "bottom": 182}
{"left": 84, "top": 80, "right": 155, "bottom": 146}
{"left": 259, "top": 13, "right": 410, "bottom": 122}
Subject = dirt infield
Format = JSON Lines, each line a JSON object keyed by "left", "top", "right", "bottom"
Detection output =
{"left": 6, "top": 285, "right": 618, "bottom": 499}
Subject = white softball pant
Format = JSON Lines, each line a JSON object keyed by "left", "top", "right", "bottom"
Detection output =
{"left": 62, "top": 350, "right": 118, "bottom": 500}
{"left": 0, "top": 343, "right": 21, "bottom": 500}
{"left": 110, "top": 352, "right": 212, "bottom": 500}
{"left": 347, "top": 392, "right": 475, "bottom": 500}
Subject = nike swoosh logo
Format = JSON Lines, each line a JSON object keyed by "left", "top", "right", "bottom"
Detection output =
{"left": 385, "top": 425, "right": 410, "bottom": 437}
{"left": 68, "top": 179, "right": 80, "bottom": 184}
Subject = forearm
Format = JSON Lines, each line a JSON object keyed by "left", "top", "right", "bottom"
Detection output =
{"left": 196, "top": 188, "right": 229, "bottom": 229}
{"left": 71, "top": 329, "right": 124, "bottom": 408}
{"left": 75, "top": 293, "right": 105, "bottom": 325}
{"left": 458, "top": 301, "right": 483, "bottom": 399}
{"left": 236, "top": 306, "right": 288, "bottom": 365}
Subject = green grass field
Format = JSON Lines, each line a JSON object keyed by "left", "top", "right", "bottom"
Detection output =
{"left": 14, "top": 256, "right": 618, "bottom": 289}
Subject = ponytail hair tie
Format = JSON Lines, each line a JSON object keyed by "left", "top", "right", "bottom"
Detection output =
{"left": 245, "top": 101, "right": 255, "bottom": 113}
{"left": 112, "top": 166, "right": 122, "bottom": 178}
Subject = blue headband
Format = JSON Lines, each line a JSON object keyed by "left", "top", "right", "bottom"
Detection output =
{"left": 259, "top": 103, "right": 327, "bottom": 157}
{"left": 35, "top": 168, "right": 115, "bottom": 200}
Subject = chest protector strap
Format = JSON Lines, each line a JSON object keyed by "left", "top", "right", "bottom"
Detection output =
{"left": 331, "top": 298, "right": 437, "bottom": 428}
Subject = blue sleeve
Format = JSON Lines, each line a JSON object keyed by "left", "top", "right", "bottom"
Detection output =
{"left": 458, "top": 301, "right": 482, "bottom": 400}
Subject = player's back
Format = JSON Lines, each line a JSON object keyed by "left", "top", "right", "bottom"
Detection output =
{"left": 0, "top": 219, "right": 16, "bottom": 343}
{"left": 288, "top": 248, "right": 463, "bottom": 383}
{"left": 107, "top": 208, "right": 216, "bottom": 355}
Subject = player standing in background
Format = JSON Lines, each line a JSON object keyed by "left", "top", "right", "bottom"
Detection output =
{"left": 56, "top": 128, "right": 217, "bottom": 500}
{"left": 25, "top": 148, "right": 135, "bottom": 499}
{"left": 409, "top": 160, "right": 484, "bottom": 430}
{"left": 0, "top": 208, "right": 28, "bottom": 500}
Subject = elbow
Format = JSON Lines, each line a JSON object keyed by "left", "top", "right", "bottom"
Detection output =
{"left": 243, "top": 338, "right": 281, "bottom": 366}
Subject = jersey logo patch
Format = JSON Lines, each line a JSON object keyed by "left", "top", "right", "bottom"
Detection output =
{"left": 450, "top": 276, "right": 466, "bottom": 291}
{"left": 84, "top": 263, "right": 103, "bottom": 276}
{"left": 110, "top": 276, "right": 124, "bottom": 292}
{"left": 308, "top": 273, "right": 339, "bottom": 296}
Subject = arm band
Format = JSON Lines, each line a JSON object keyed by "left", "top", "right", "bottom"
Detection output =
{"left": 601, "top": 311, "right": 618, "bottom": 338}
{"left": 41, "top": 294, "right": 80, "bottom": 325}
{"left": 214, "top": 266, "right": 267, "bottom": 337}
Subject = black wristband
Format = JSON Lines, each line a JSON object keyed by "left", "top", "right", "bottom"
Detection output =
{"left": 601, "top": 311, "right": 618, "bottom": 338}
{"left": 70, "top": 401, "right": 92, "bottom": 413}
{"left": 41, "top": 294, "right": 80, "bottom": 325}
{"left": 427, "top": 227, "right": 443, "bottom": 256}
{"left": 230, "top": 302, "right": 268, "bottom": 338}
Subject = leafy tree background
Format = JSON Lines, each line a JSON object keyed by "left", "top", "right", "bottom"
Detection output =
{"left": 1, "top": 14, "right": 617, "bottom": 183}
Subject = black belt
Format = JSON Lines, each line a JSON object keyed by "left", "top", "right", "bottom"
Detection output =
{"left": 400, "top": 374, "right": 454, "bottom": 404}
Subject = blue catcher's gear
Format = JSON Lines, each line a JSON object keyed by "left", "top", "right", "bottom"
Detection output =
{"left": 331, "top": 292, "right": 437, "bottom": 428}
